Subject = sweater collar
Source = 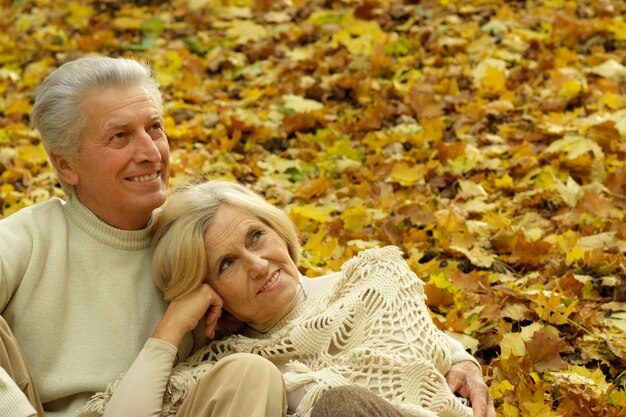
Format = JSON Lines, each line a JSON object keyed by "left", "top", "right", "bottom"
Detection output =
{"left": 64, "top": 192, "right": 155, "bottom": 250}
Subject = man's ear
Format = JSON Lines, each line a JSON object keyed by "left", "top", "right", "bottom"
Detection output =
{"left": 49, "top": 151, "right": 79, "bottom": 186}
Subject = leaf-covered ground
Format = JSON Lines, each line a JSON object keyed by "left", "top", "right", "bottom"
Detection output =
{"left": 2, "top": 0, "right": 626, "bottom": 415}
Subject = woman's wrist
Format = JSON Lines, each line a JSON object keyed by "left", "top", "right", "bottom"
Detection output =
{"left": 151, "top": 318, "right": 186, "bottom": 347}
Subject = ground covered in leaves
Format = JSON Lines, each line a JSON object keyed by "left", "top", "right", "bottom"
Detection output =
{"left": 2, "top": 0, "right": 626, "bottom": 415}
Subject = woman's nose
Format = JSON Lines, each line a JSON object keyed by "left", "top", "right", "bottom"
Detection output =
{"left": 246, "top": 253, "right": 269, "bottom": 279}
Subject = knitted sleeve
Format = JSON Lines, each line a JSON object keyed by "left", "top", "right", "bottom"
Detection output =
{"left": 446, "top": 335, "right": 480, "bottom": 367}
{"left": 78, "top": 339, "right": 178, "bottom": 417}
{"left": 0, "top": 367, "right": 36, "bottom": 417}
{"left": 0, "top": 208, "right": 41, "bottom": 417}
{"left": 0, "top": 209, "right": 35, "bottom": 310}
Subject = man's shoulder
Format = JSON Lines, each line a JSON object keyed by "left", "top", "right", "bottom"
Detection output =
{"left": 0, "top": 198, "right": 66, "bottom": 228}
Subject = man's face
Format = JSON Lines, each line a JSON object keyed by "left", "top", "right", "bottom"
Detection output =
{"left": 60, "top": 85, "right": 170, "bottom": 230}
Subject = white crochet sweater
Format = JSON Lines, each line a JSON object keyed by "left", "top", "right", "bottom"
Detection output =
{"left": 85, "top": 246, "right": 474, "bottom": 417}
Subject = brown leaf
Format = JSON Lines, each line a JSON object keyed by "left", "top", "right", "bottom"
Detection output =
{"left": 408, "top": 85, "right": 444, "bottom": 119}
{"left": 510, "top": 235, "right": 552, "bottom": 267}
{"left": 526, "top": 331, "right": 568, "bottom": 373}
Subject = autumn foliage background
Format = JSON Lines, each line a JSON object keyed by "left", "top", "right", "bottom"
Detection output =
{"left": 2, "top": 0, "right": 626, "bottom": 415}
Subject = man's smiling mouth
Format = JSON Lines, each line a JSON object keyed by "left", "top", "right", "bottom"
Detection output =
{"left": 129, "top": 172, "right": 159, "bottom": 182}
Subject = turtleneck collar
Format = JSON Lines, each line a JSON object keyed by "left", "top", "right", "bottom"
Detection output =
{"left": 63, "top": 192, "right": 155, "bottom": 250}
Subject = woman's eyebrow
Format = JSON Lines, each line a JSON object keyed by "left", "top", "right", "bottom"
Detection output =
{"left": 244, "top": 224, "right": 258, "bottom": 245}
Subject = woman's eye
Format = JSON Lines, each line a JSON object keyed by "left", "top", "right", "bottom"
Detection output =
{"left": 252, "top": 230, "right": 264, "bottom": 242}
{"left": 151, "top": 121, "right": 163, "bottom": 130}
{"left": 219, "top": 259, "right": 232, "bottom": 273}
{"left": 111, "top": 132, "right": 126, "bottom": 140}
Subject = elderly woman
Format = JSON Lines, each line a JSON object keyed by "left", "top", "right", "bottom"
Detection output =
{"left": 86, "top": 179, "right": 494, "bottom": 417}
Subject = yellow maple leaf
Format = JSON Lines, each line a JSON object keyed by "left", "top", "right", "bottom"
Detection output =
{"left": 421, "top": 117, "right": 446, "bottom": 143}
{"left": 153, "top": 50, "right": 183, "bottom": 87}
{"left": 22, "top": 58, "right": 55, "bottom": 88}
{"left": 282, "top": 95, "right": 324, "bottom": 113}
{"left": 428, "top": 272, "right": 456, "bottom": 293}
{"left": 532, "top": 290, "right": 578, "bottom": 325}
{"left": 588, "top": 59, "right": 626, "bottom": 79}
{"left": 481, "top": 66, "right": 507, "bottom": 96}
{"left": 388, "top": 162, "right": 424, "bottom": 186}
{"left": 448, "top": 244, "right": 495, "bottom": 268}
{"left": 300, "top": 230, "right": 339, "bottom": 269}
{"left": 548, "top": 365, "right": 610, "bottom": 398}
{"left": 16, "top": 144, "right": 48, "bottom": 166}
{"left": 544, "top": 135, "right": 604, "bottom": 160}
{"left": 226, "top": 20, "right": 269, "bottom": 45}
{"left": 112, "top": 16, "right": 143, "bottom": 30}
{"left": 609, "top": 389, "right": 626, "bottom": 408}
{"left": 520, "top": 402, "right": 560, "bottom": 417}
{"left": 473, "top": 59, "right": 506, "bottom": 89}
{"left": 565, "top": 245, "right": 585, "bottom": 265}
{"left": 502, "top": 402, "right": 520, "bottom": 417}
{"left": 500, "top": 333, "right": 526, "bottom": 359}
{"left": 66, "top": 2, "right": 96, "bottom": 30}
{"left": 489, "top": 379, "right": 515, "bottom": 400}
{"left": 600, "top": 91, "right": 623, "bottom": 110}
{"left": 3, "top": 98, "right": 31, "bottom": 116}
{"left": 606, "top": 312, "right": 626, "bottom": 333}
{"left": 457, "top": 180, "right": 488, "bottom": 199}
{"left": 340, "top": 204, "right": 372, "bottom": 233}
{"left": 609, "top": 19, "right": 626, "bottom": 41}
{"left": 330, "top": 17, "right": 386, "bottom": 56}
{"left": 553, "top": 175, "right": 583, "bottom": 208}
{"left": 494, "top": 174, "right": 514, "bottom": 190}
{"left": 558, "top": 79, "right": 582, "bottom": 100}
{"left": 290, "top": 204, "right": 336, "bottom": 224}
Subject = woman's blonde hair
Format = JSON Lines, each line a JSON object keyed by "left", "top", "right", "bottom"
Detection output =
{"left": 152, "top": 179, "right": 301, "bottom": 300}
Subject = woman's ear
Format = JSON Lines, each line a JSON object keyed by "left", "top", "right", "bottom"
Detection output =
{"left": 49, "top": 151, "right": 79, "bottom": 186}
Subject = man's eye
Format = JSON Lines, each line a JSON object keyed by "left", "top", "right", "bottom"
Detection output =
{"left": 112, "top": 132, "right": 126, "bottom": 140}
{"left": 151, "top": 122, "right": 163, "bottom": 130}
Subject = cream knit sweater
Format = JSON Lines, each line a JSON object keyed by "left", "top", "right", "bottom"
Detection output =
{"left": 83, "top": 246, "right": 475, "bottom": 417}
{"left": 0, "top": 195, "right": 167, "bottom": 417}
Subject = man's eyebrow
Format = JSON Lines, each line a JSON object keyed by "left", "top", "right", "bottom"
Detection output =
{"left": 104, "top": 115, "right": 162, "bottom": 131}
{"left": 104, "top": 121, "right": 130, "bottom": 132}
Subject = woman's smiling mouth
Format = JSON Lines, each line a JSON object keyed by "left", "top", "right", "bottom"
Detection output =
{"left": 258, "top": 270, "right": 281, "bottom": 294}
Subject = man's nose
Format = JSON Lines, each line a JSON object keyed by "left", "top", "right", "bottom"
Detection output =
{"left": 134, "top": 130, "right": 161, "bottom": 163}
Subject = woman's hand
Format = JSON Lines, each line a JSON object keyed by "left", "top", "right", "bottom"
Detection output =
{"left": 445, "top": 361, "right": 495, "bottom": 417}
{"left": 152, "top": 284, "right": 223, "bottom": 347}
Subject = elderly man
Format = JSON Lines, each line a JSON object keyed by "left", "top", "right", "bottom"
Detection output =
{"left": 0, "top": 56, "right": 286, "bottom": 417}
{"left": 0, "top": 56, "right": 493, "bottom": 417}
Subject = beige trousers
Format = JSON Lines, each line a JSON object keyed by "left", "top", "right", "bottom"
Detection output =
{"left": 0, "top": 315, "right": 45, "bottom": 416}
{"left": 176, "top": 352, "right": 288, "bottom": 417}
{"left": 0, "top": 316, "right": 287, "bottom": 417}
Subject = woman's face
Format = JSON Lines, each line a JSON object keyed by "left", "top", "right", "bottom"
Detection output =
{"left": 203, "top": 204, "right": 300, "bottom": 326}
